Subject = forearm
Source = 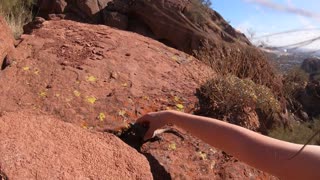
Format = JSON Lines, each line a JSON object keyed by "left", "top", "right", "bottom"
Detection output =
{"left": 165, "top": 111, "right": 320, "bottom": 179}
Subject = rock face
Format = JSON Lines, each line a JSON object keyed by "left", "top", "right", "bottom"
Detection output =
{"left": 37, "top": 0, "right": 113, "bottom": 23}
{"left": 0, "top": 110, "right": 152, "bottom": 179}
{"left": 103, "top": 11, "right": 128, "bottom": 29}
{"left": 298, "top": 58, "right": 320, "bottom": 117}
{"left": 2, "top": 19, "right": 212, "bottom": 129}
{"left": 301, "top": 57, "right": 320, "bottom": 74}
{"left": 0, "top": 16, "right": 14, "bottom": 69}
{"left": 297, "top": 82, "right": 320, "bottom": 117}
{"left": 35, "top": 0, "right": 251, "bottom": 53}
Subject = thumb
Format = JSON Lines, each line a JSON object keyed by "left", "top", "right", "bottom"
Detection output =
{"left": 143, "top": 128, "right": 155, "bottom": 141}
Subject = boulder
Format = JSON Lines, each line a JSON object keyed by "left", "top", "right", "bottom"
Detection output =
{"left": 0, "top": 16, "right": 14, "bottom": 68}
{"left": 23, "top": 17, "right": 46, "bottom": 34}
{"left": 76, "top": 0, "right": 112, "bottom": 22}
{"left": 37, "top": 0, "right": 68, "bottom": 16}
{"left": 37, "top": 0, "right": 112, "bottom": 22}
{"left": 297, "top": 81, "right": 320, "bottom": 117}
{"left": 103, "top": 11, "right": 128, "bottom": 30}
{"left": 0, "top": 110, "right": 152, "bottom": 179}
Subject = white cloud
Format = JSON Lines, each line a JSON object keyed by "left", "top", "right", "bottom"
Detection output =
{"left": 243, "top": 0, "right": 320, "bottom": 21}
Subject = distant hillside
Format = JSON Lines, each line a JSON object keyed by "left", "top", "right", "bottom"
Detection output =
{"left": 262, "top": 48, "right": 318, "bottom": 72}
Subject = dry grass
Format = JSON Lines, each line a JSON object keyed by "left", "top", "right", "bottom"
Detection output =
{"left": 195, "top": 41, "right": 285, "bottom": 105}
{"left": 184, "top": 0, "right": 211, "bottom": 25}
{"left": 283, "top": 67, "right": 309, "bottom": 97}
{"left": 197, "top": 75, "right": 282, "bottom": 131}
{"left": 282, "top": 67, "right": 309, "bottom": 114}
{"left": 0, "top": 0, "right": 35, "bottom": 38}
{"left": 197, "top": 42, "right": 279, "bottom": 85}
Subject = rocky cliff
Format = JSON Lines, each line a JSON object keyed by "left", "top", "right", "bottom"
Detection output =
{"left": 36, "top": 0, "right": 250, "bottom": 52}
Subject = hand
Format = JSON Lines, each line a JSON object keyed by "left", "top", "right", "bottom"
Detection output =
{"left": 136, "top": 111, "right": 173, "bottom": 140}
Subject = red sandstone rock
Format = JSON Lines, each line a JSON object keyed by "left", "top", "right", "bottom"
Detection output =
{"left": 0, "top": 19, "right": 276, "bottom": 179}
{"left": 0, "top": 110, "right": 152, "bottom": 179}
{"left": 0, "top": 16, "right": 14, "bottom": 66}
{"left": 35, "top": 0, "right": 251, "bottom": 53}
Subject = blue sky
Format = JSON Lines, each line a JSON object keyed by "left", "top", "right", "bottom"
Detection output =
{"left": 211, "top": 0, "right": 320, "bottom": 36}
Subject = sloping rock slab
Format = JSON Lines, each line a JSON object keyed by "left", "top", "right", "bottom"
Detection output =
{"left": 0, "top": 19, "right": 213, "bottom": 131}
{"left": 0, "top": 110, "right": 152, "bottom": 179}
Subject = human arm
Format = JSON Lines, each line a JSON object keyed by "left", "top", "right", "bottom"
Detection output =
{"left": 136, "top": 110, "right": 320, "bottom": 180}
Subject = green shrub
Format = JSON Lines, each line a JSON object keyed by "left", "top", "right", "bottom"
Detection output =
{"left": 0, "top": 0, "right": 35, "bottom": 38}
{"left": 268, "top": 118, "right": 320, "bottom": 145}
{"left": 198, "top": 75, "right": 282, "bottom": 130}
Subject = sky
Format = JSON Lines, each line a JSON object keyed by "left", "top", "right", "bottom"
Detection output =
{"left": 211, "top": 0, "right": 320, "bottom": 51}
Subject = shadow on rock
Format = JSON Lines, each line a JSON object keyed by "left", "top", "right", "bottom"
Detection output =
{"left": 0, "top": 170, "right": 8, "bottom": 180}
{"left": 108, "top": 123, "right": 171, "bottom": 179}
{"left": 143, "top": 153, "right": 171, "bottom": 180}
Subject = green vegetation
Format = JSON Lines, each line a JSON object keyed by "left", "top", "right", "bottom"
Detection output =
{"left": 269, "top": 118, "right": 320, "bottom": 145}
{"left": 0, "top": 0, "right": 35, "bottom": 38}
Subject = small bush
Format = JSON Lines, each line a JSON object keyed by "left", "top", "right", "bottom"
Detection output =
{"left": 283, "top": 67, "right": 308, "bottom": 98}
{"left": 268, "top": 117, "right": 320, "bottom": 145}
{"left": 197, "top": 75, "right": 282, "bottom": 131}
{"left": 0, "top": 0, "right": 35, "bottom": 38}
{"left": 282, "top": 67, "right": 309, "bottom": 115}
{"left": 195, "top": 41, "right": 284, "bottom": 101}
{"left": 184, "top": 0, "right": 211, "bottom": 25}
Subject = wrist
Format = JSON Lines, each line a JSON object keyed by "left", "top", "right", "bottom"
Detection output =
{"left": 162, "top": 110, "right": 179, "bottom": 125}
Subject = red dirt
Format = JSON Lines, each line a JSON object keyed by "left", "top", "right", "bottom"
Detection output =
{"left": 0, "top": 19, "right": 276, "bottom": 179}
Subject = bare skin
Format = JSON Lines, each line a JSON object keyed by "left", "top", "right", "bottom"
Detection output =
{"left": 136, "top": 110, "right": 320, "bottom": 180}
